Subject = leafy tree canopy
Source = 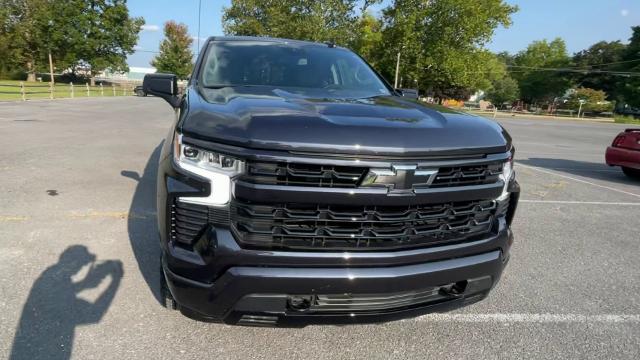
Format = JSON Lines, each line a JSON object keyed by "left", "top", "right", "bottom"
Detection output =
{"left": 618, "top": 26, "right": 640, "bottom": 108}
{"left": 0, "top": 0, "right": 143, "bottom": 82}
{"left": 572, "top": 41, "right": 626, "bottom": 100}
{"left": 223, "top": 0, "right": 517, "bottom": 96}
{"left": 151, "top": 21, "right": 194, "bottom": 79}
{"left": 565, "top": 87, "right": 612, "bottom": 113}
{"left": 485, "top": 75, "right": 520, "bottom": 107}
{"left": 222, "top": 0, "right": 380, "bottom": 46}
{"left": 77, "top": 0, "right": 144, "bottom": 82}
{"left": 1, "top": 0, "right": 52, "bottom": 80}
{"left": 376, "top": 0, "right": 517, "bottom": 94}
{"left": 511, "top": 38, "right": 573, "bottom": 103}
{"left": 350, "top": 11, "right": 383, "bottom": 67}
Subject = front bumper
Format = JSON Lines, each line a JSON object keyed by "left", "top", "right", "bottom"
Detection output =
{"left": 163, "top": 250, "right": 509, "bottom": 326}
{"left": 162, "top": 224, "right": 512, "bottom": 326}
{"left": 157, "top": 142, "right": 518, "bottom": 326}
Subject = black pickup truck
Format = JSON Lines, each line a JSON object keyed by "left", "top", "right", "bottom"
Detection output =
{"left": 143, "top": 36, "right": 519, "bottom": 326}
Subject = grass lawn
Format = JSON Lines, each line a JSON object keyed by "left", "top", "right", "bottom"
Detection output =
{"left": 614, "top": 115, "right": 640, "bottom": 125}
{"left": 0, "top": 80, "right": 133, "bottom": 101}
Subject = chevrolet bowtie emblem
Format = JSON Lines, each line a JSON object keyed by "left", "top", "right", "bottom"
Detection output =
{"left": 362, "top": 165, "right": 438, "bottom": 194}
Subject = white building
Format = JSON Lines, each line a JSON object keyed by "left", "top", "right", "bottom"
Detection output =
{"left": 98, "top": 67, "right": 156, "bottom": 81}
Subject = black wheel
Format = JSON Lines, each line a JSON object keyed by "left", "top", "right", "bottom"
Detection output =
{"left": 622, "top": 167, "right": 640, "bottom": 179}
{"left": 136, "top": 89, "right": 145, "bottom": 97}
{"left": 160, "top": 262, "right": 178, "bottom": 310}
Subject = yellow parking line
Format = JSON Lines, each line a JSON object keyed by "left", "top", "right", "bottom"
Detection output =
{"left": 67, "top": 211, "right": 154, "bottom": 219}
{"left": 0, "top": 215, "right": 28, "bottom": 222}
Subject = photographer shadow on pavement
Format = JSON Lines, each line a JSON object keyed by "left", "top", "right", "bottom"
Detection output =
{"left": 10, "top": 245, "right": 123, "bottom": 360}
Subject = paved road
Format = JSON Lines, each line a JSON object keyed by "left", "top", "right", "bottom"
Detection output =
{"left": 1, "top": 98, "right": 639, "bottom": 359}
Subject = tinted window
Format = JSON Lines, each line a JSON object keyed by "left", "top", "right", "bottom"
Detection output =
{"left": 200, "top": 41, "right": 390, "bottom": 98}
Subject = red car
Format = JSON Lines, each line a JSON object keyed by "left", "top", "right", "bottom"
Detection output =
{"left": 606, "top": 129, "right": 640, "bottom": 179}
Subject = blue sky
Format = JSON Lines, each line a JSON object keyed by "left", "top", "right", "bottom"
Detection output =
{"left": 127, "top": 0, "right": 640, "bottom": 68}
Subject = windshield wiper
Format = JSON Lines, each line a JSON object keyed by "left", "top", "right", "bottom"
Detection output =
{"left": 201, "top": 84, "right": 267, "bottom": 89}
{"left": 356, "top": 94, "right": 386, "bottom": 100}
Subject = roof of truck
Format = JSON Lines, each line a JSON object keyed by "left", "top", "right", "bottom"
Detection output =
{"left": 205, "top": 36, "right": 341, "bottom": 48}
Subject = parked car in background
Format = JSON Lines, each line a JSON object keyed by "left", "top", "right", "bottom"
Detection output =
{"left": 134, "top": 85, "right": 147, "bottom": 97}
{"left": 398, "top": 88, "right": 419, "bottom": 99}
{"left": 606, "top": 129, "right": 640, "bottom": 179}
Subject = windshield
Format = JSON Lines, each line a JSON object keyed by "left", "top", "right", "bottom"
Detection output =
{"left": 199, "top": 40, "right": 391, "bottom": 98}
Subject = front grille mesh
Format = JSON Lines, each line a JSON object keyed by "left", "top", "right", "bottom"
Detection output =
{"left": 311, "top": 286, "right": 446, "bottom": 312}
{"left": 230, "top": 199, "right": 496, "bottom": 251}
{"left": 170, "top": 200, "right": 229, "bottom": 245}
{"left": 171, "top": 201, "right": 209, "bottom": 244}
{"left": 174, "top": 156, "right": 507, "bottom": 250}
{"left": 431, "top": 164, "right": 502, "bottom": 188}
{"left": 244, "top": 162, "right": 366, "bottom": 188}
{"left": 242, "top": 161, "right": 503, "bottom": 189}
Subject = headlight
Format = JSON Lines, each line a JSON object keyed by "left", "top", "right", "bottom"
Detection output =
{"left": 173, "top": 133, "right": 244, "bottom": 205}
{"left": 497, "top": 157, "right": 513, "bottom": 201}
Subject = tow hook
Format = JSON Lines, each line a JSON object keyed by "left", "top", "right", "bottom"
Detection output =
{"left": 438, "top": 281, "right": 467, "bottom": 299}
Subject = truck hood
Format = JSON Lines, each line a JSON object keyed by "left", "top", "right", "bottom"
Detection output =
{"left": 180, "top": 87, "right": 511, "bottom": 157}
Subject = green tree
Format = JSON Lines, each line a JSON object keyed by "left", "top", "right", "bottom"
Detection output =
{"left": 78, "top": 0, "right": 144, "bottom": 85}
{"left": 511, "top": 38, "right": 573, "bottom": 104}
{"left": 350, "top": 11, "right": 383, "bottom": 67}
{"left": 0, "top": 5, "right": 14, "bottom": 78}
{"left": 222, "top": 0, "right": 379, "bottom": 46}
{"left": 565, "top": 87, "right": 612, "bottom": 113}
{"left": 0, "top": 0, "right": 143, "bottom": 83}
{"left": 377, "top": 0, "right": 517, "bottom": 96}
{"left": 151, "top": 21, "right": 193, "bottom": 79}
{"left": 221, "top": 0, "right": 516, "bottom": 97}
{"left": 474, "top": 51, "right": 508, "bottom": 91}
{"left": 619, "top": 26, "right": 640, "bottom": 108}
{"left": 572, "top": 41, "right": 626, "bottom": 100}
{"left": 485, "top": 75, "right": 520, "bottom": 107}
{"left": 1, "top": 0, "right": 51, "bottom": 81}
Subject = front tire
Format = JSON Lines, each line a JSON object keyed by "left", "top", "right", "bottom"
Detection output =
{"left": 622, "top": 167, "right": 640, "bottom": 179}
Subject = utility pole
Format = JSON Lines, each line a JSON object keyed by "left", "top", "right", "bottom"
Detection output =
{"left": 577, "top": 99, "right": 586, "bottom": 118}
{"left": 394, "top": 51, "right": 401, "bottom": 88}
{"left": 48, "top": 52, "right": 54, "bottom": 85}
{"left": 47, "top": 20, "right": 54, "bottom": 95}
{"left": 197, "top": 0, "right": 202, "bottom": 56}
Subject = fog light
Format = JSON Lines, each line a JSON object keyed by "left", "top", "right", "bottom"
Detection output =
{"left": 287, "top": 295, "right": 314, "bottom": 311}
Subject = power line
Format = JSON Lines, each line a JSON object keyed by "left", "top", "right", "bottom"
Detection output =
{"left": 505, "top": 59, "right": 640, "bottom": 71}
{"left": 573, "top": 58, "right": 640, "bottom": 68}
{"left": 132, "top": 49, "right": 159, "bottom": 54}
{"left": 464, "top": 68, "right": 640, "bottom": 77}
{"left": 505, "top": 65, "right": 640, "bottom": 76}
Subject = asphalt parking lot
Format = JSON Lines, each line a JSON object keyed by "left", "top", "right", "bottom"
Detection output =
{"left": 1, "top": 97, "right": 639, "bottom": 359}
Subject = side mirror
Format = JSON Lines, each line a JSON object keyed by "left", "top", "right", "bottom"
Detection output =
{"left": 143, "top": 73, "right": 181, "bottom": 108}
